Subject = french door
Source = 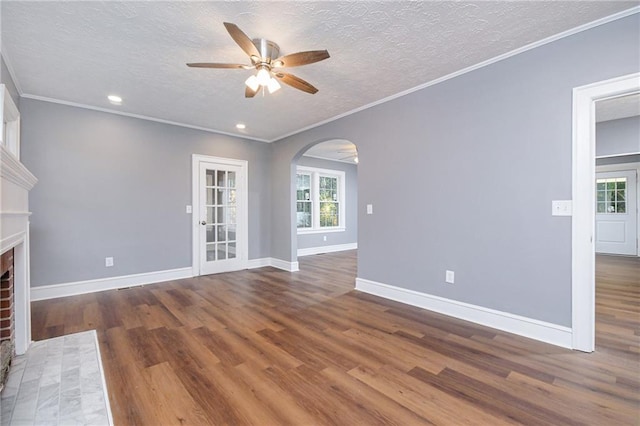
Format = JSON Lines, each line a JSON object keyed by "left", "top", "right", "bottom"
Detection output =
{"left": 192, "top": 155, "right": 247, "bottom": 275}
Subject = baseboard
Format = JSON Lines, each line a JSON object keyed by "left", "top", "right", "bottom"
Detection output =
{"left": 297, "top": 242, "right": 357, "bottom": 257}
{"left": 31, "top": 267, "right": 193, "bottom": 301}
{"left": 269, "top": 258, "right": 300, "bottom": 272}
{"left": 247, "top": 258, "right": 271, "bottom": 269}
{"left": 355, "top": 277, "right": 573, "bottom": 349}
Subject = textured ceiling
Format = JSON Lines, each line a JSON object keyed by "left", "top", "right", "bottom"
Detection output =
{"left": 2, "top": 1, "right": 638, "bottom": 142}
{"left": 596, "top": 93, "right": 640, "bottom": 122}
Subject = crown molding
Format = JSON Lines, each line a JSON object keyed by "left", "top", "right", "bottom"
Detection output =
{"left": 19, "top": 94, "right": 271, "bottom": 143}
{"left": 269, "top": 6, "right": 640, "bottom": 142}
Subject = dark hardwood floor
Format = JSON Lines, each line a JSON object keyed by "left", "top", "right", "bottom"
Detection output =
{"left": 31, "top": 251, "right": 639, "bottom": 425}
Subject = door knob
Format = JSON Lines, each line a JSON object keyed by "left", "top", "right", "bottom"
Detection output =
{"left": 201, "top": 221, "right": 207, "bottom": 226}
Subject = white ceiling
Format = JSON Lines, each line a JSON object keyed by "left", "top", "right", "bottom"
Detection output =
{"left": 596, "top": 93, "right": 640, "bottom": 122}
{"left": 2, "top": 1, "right": 637, "bottom": 142}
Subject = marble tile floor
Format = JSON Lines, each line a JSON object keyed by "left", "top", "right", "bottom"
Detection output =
{"left": 0, "top": 331, "right": 113, "bottom": 426}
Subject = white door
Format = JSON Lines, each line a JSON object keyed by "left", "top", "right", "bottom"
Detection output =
{"left": 595, "top": 170, "right": 637, "bottom": 255}
{"left": 193, "top": 156, "right": 248, "bottom": 275}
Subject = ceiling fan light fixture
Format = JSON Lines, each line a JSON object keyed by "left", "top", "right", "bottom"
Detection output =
{"left": 245, "top": 75, "right": 260, "bottom": 91}
{"left": 267, "top": 78, "right": 281, "bottom": 94}
{"left": 256, "top": 67, "right": 271, "bottom": 86}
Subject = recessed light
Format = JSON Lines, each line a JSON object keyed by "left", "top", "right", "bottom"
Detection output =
{"left": 236, "top": 123, "right": 246, "bottom": 130}
{"left": 108, "top": 95, "right": 122, "bottom": 105}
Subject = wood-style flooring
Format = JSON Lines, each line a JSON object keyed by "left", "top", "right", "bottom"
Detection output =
{"left": 31, "top": 251, "right": 639, "bottom": 425}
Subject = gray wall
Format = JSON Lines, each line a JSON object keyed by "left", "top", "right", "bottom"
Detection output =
{"left": 269, "top": 15, "right": 640, "bottom": 327}
{"left": 20, "top": 99, "right": 271, "bottom": 287}
{"left": 296, "top": 156, "right": 357, "bottom": 250}
{"left": 596, "top": 116, "right": 640, "bottom": 157}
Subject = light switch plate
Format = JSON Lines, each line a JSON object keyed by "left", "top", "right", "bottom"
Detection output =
{"left": 366, "top": 204, "right": 373, "bottom": 215}
{"left": 552, "top": 200, "right": 572, "bottom": 216}
{"left": 445, "top": 270, "right": 455, "bottom": 284}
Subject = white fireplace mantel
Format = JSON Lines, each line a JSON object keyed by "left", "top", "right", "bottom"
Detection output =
{"left": 0, "top": 85, "right": 37, "bottom": 355}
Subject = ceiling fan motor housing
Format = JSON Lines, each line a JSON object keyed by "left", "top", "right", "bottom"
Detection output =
{"left": 252, "top": 39, "right": 280, "bottom": 64}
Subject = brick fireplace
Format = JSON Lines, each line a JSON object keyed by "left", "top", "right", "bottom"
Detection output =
{"left": 0, "top": 248, "right": 14, "bottom": 388}
{"left": 0, "top": 85, "right": 38, "bottom": 391}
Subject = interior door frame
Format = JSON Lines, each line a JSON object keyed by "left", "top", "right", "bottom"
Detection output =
{"left": 191, "top": 154, "right": 248, "bottom": 276}
{"left": 572, "top": 72, "right": 640, "bottom": 352}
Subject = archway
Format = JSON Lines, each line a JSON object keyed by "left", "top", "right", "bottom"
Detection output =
{"left": 291, "top": 139, "right": 359, "bottom": 269}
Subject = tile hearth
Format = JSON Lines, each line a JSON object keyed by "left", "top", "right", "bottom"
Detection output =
{"left": 0, "top": 330, "right": 112, "bottom": 425}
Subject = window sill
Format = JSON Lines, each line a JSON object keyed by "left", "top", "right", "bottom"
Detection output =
{"left": 297, "top": 227, "right": 345, "bottom": 235}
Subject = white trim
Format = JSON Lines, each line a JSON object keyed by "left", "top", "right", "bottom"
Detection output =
{"left": 191, "top": 154, "right": 249, "bottom": 276}
{"left": 0, "top": 145, "right": 38, "bottom": 190}
{"left": 269, "top": 258, "right": 300, "bottom": 272}
{"left": 355, "top": 277, "right": 572, "bottom": 349}
{"left": 0, "top": 52, "right": 24, "bottom": 95}
{"left": 297, "top": 242, "right": 357, "bottom": 257}
{"left": 1, "top": 86, "right": 21, "bottom": 159}
{"left": 296, "top": 166, "right": 346, "bottom": 232}
{"left": 273, "top": 7, "right": 640, "bottom": 142}
{"left": 247, "top": 257, "right": 302, "bottom": 271}
{"left": 29, "top": 258, "right": 303, "bottom": 302}
{"left": 0, "top": 231, "right": 26, "bottom": 255}
{"left": 247, "top": 258, "right": 272, "bottom": 269}
{"left": 572, "top": 72, "right": 640, "bottom": 352}
{"left": 20, "top": 94, "right": 270, "bottom": 144}
{"left": 12, "top": 232, "right": 31, "bottom": 355}
{"left": 297, "top": 228, "right": 345, "bottom": 235}
{"left": 90, "top": 330, "right": 114, "bottom": 426}
{"left": 30, "top": 267, "right": 193, "bottom": 301}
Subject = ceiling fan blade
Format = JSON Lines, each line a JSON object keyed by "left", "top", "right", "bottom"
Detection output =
{"left": 223, "top": 22, "right": 261, "bottom": 59}
{"left": 187, "top": 63, "right": 252, "bottom": 69}
{"left": 245, "top": 85, "right": 258, "bottom": 98}
{"left": 274, "top": 73, "right": 318, "bottom": 94}
{"left": 273, "top": 50, "right": 330, "bottom": 68}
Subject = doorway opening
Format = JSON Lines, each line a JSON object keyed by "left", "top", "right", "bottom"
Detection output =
{"left": 292, "top": 139, "right": 359, "bottom": 268}
{"left": 572, "top": 72, "right": 640, "bottom": 352}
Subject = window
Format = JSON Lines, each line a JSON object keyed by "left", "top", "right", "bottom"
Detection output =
{"left": 296, "top": 166, "right": 345, "bottom": 233}
{"left": 296, "top": 173, "right": 312, "bottom": 228}
{"left": 1, "top": 86, "right": 21, "bottom": 159}
{"left": 596, "top": 177, "right": 626, "bottom": 213}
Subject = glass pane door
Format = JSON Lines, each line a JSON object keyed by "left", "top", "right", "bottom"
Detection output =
{"left": 198, "top": 160, "right": 244, "bottom": 275}
{"left": 205, "top": 169, "right": 237, "bottom": 262}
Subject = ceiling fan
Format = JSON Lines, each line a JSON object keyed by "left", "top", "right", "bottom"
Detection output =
{"left": 187, "top": 22, "right": 330, "bottom": 98}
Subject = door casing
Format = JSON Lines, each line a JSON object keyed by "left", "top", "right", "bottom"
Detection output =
{"left": 572, "top": 72, "right": 640, "bottom": 352}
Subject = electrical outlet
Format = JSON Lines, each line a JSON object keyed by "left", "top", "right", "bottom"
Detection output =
{"left": 366, "top": 204, "right": 373, "bottom": 215}
{"left": 323, "top": 236, "right": 327, "bottom": 241}
{"left": 105, "top": 257, "right": 114, "bottom": 267}
{"left": 445, "top": 270, "right": 455, "bottom": 284}
{"left": 186, "top": 205, "right": 192, "bottom": 214}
